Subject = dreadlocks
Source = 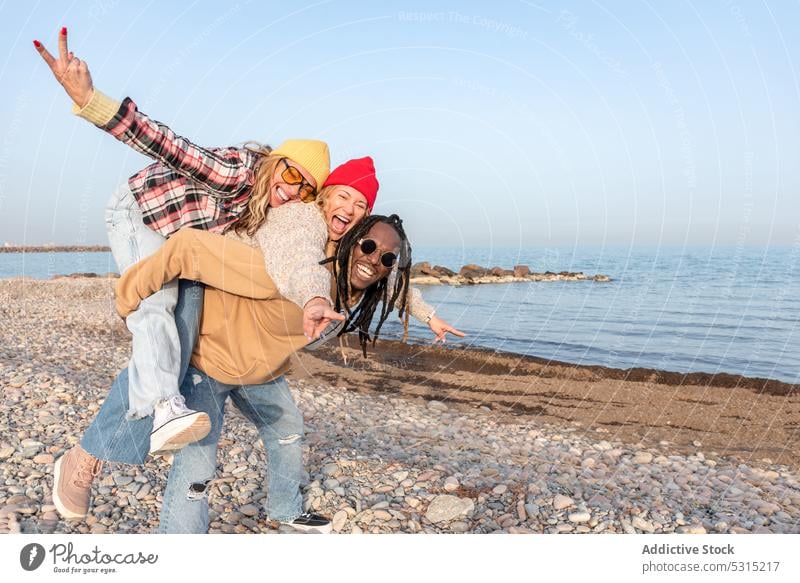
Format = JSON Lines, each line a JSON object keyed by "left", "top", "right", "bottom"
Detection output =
{"left": 327, "top": 214, "right": 413, "bottom": 356}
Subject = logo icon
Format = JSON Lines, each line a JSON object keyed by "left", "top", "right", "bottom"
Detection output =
{"left": 20, "top": 543, "right": 46, "bottom": 571}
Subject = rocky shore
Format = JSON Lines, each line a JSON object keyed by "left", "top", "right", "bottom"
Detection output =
{"left": 410, "top": 262, "right": 610, "bottom": 285}
{"left": 1, "top": 278, "right": 798, "bottom": 535}
{"left": 0, "top": 245, "right": 110, "bottom": 253}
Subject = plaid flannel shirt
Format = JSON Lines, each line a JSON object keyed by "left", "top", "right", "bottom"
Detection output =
{"left": 101, "top": 98, "right": 260, "bottom": 236}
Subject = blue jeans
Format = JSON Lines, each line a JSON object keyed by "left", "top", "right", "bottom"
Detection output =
{"left": 157, "top": 369, "right": 305, "bottom": 533}
{"left": 81, "top": 279, "right": 203, "bottom": 464}
{"left": 106, "top": 183, "right": 181, "bottom": 418}
{"left": 81, "top": 280, "right": 304, "bottom": 532}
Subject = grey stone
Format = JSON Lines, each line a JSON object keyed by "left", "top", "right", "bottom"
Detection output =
{"left": 424, "top": 495, "right": 475, "bottom": 523}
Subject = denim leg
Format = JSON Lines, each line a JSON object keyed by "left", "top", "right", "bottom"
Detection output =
{"left": 158, "top": 368, "right": 231, "bottom": 534}
{"left": 230, "top": 376, "right": 305, "bottom": 522}
{"left": 105, "top": 183, "right": 180, "bottom": 418}
{"left": 175, "top": 280, "right": 205, "bottom": 388}
{"left": 80, "top": 279, "right": 204, "bottom": 464}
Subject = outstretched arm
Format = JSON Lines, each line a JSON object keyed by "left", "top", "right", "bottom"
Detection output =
{"left": 387, "top": 271, "right": 466, "bottom": 342}
{"left": 34, "top": 28, "right": 253, "bottom": 198}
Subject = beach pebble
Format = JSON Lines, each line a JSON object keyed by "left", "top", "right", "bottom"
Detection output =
{"left": 553, "top": 495, "right": 574, "bottom": 510}
{"left": 444, "top": 477, "right": 460, "bottom": 492}
{"left": 632, "top": 452, "right": 653, "bottom": 464}
{"left": 595, "top": 441, "right": 612, "bottom": 451}
{"left": 757, "top": 502, "right": 780, "bottom": 516}
{"left": 424, "top": 495, "right": 474, "bottom": 523}
{"left": 632, "top": 516, "right": 655, "bottom": 532}
{"left": 332, "top": 510, "right": 348, "bottom": 532}
{"left": 677, "top": 525, "right": 707, "bottom": 534}
{"left": 568, "top": 512, "right": 591, "bottom": 523}
{"left": 33, "top": 454, "right": 54, "bottom": 464}
{"left": 113, "top": 475, "right": 134, "bottom": 487}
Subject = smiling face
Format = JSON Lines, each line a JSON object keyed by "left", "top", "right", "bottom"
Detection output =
{"left": 324, "top": 185, "right": 370, "bottom": 241}
{"left": 269, "top": 158, "right": 317, "bottom": 208}
{"left": 348, "top": 222, "right": 401, "bottom": 290}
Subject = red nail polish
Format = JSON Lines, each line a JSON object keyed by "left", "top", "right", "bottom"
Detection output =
{"left": 61, "top": 27, "right": 67, "bottom": 35}
{"left": 33, "top": 40, "right": 41, "bottom": 48}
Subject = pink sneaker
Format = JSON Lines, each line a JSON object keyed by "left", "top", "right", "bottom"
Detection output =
{"left": 53, "top": 445, "right": 103, "bottom": 520}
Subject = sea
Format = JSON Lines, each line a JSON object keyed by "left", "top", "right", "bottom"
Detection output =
{"left": 1, "top": 246, "right": 798, "bottom": 384}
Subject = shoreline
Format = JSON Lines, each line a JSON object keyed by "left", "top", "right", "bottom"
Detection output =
{"left": 0, "top": 275, "right": 793, "bottom": 387}
{"left": 385, "top": 338, "right": 798, "bottom": 396}
{"left": 290, "top": 339, "right": 800, "bottom": 466}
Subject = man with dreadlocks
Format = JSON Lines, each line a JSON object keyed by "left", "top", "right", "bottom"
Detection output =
{"left": 326, "top": 213, "right": 415, "bottom": 356}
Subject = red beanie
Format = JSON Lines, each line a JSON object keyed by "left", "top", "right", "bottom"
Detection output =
{"left": 322, "top": 156, "right": 379, "bottom": 210}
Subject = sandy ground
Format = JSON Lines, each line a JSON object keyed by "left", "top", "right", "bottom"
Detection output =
{"left": 290, "top": 339, "right": 800, "bottom": 467}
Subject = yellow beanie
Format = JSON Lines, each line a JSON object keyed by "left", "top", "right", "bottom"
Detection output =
{"left": 271, "top": 139, "right": 330, "bottom": 189}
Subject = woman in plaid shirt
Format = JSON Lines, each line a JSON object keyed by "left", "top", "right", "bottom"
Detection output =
{"left": 35, "top": 29, "right": 342, "bottom": 455}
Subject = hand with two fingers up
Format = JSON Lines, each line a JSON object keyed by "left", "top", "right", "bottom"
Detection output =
{"left": 33, "top": 27, "right": 94, "bottom": 108}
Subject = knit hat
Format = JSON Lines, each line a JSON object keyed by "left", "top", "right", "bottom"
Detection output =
{"left": 322, "top": 156, "right": 379, "bottom": 210}
{"left": 271, "top": 139, "right": 330, "bottom": 189}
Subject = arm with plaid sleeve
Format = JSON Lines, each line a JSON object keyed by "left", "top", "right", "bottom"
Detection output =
{"left": 73, "top": 90, "right": 254, "bottom": 199}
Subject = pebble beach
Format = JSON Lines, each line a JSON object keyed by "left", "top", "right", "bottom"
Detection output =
{"left": 1, "top": 277, "right": 798, "bottom": 535}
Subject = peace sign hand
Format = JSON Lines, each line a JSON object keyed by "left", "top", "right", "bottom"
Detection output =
{"left": 33, "top": 27, "right": 94, "bottom": 108}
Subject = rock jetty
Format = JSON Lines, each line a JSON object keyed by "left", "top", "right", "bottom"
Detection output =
{"left": 409, "top": 262, "right": 610, "bottom": 285}
{"left": 0, "top": 245, "right": 110, "bottom": 253}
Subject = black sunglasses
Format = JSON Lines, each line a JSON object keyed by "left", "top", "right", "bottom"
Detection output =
{"left": 358, "top": 238, "right": 398, "bottom": 268}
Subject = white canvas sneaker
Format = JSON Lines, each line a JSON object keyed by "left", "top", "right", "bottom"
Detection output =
{"left": 149, "top": 395, "right": 211, "bottom": 456}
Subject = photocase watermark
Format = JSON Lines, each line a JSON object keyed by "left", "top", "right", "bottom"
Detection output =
{"left": 397, "top": 11, "right": 529, "bottom": 39}
{"left": 20, "top": 543, "right": 46, "bottom": 571}
{"left": 720, "top": 0, "right": 752, "bottom": 39}
{"left": 652, "top": 61, "right": 697, "bottom": 191}
{"left": 0, "top": 92, "right": 28, "bottom": 225}
{"left": 142, "top": 2, "right": 246, "bottom": 110}
{"left": 556, "top": 10, "right": 628, "bottom": 79}
{"left": 88, "top": 0, "right": 122, "bottom": 22}
{"left": 18, "top": 541, "right": 158, "bottom": 575}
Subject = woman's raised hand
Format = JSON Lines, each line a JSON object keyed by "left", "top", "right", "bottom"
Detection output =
{"left": 33, "top": 27, "right": 94, "bottom": 108}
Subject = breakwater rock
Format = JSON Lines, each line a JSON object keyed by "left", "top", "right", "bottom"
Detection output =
{"left": 0, "top": 245, "right": 110, "bottom": 253}
{"left": 409, "top": 262, "right": 610, "bottom": 286}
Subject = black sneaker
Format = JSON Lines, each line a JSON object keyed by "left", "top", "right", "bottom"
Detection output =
{"left": 281, "top": 512, "right": 332, "bottom": 534}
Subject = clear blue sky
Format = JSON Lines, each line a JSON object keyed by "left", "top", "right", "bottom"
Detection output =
{"left": 0, "top": 1, "right": 797, "bottom": 248}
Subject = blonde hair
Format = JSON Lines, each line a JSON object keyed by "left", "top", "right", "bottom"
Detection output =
{"left": 233, "top": 142, "right": 281, "bottom": 237}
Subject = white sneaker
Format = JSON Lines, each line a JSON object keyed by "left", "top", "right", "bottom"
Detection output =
{"left": 149, "top": 395, "right": 211, "bottom": 456}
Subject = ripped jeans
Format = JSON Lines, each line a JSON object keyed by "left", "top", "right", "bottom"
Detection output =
{"left": 80, "top": 280, "right": 305, "bottom": 533}
{"left": 157, "top": 369, "right": 305, "bottom": 533}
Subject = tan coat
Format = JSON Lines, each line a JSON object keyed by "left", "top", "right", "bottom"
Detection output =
{"left": 116, "top": 227, "right": 307, "bottom": 385}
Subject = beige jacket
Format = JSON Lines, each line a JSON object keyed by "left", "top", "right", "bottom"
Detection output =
{"left": 116, "top": 217, "right": 435, "bottom": 385}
